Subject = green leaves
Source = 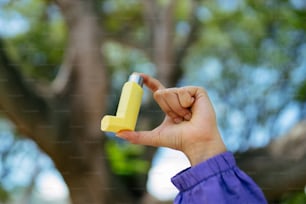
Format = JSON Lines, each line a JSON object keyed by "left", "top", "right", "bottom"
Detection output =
{"left": 3, "top": 0, "right": 67, "bottom": 81}
{"left": 0, "top": 186, "right": 9, "bottom": 203}
{"left": 295, "top": 80, "right": 306, "bottom": 102}
{"left": 105, "top": 140, "right": 150, "bottom": 175}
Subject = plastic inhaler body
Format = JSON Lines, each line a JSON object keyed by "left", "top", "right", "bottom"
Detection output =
{"left": 101, "top": 74, "right": 144, "bottom": 133}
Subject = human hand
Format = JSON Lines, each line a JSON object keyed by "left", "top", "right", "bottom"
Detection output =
{"left": 117, "top": 73, "right": 226, "bottom": 166}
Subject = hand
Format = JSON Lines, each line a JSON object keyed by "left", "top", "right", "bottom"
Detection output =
{"left": 117, "top": 73, "right": 226, "bottom": 166}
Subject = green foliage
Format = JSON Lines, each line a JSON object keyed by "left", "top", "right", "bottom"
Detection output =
{"left": 182, "top": 0, "right": 306, "bottom": 153}
{"left": 174, "top": 0, "right": 192, "bottom": 20}
{"left": 103, "top": 42, "right": 150, "bottom": 74}
{"left": 281, "top": 191, "right": 306, "bottom": 204}
{"left": 100, "top": 0, "right": 144, "bottom": 43}
{"left": 105, "top": 140, "right": 150, "bottom": 175}
{"left": 295, "top": 80, "right": 306, "bottom": 102}
{"left": 187, "top": 0, "right": 305, "bottom": 67}
{"left": 3, "top": 0, "right": 67, "bottom": 81}
{"left": 0, "top": 186, "right": 9, "bottom": 202}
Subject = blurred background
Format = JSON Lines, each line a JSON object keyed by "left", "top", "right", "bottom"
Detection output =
{"left": 0, "top": 0, "right": 306, "bottom": 203}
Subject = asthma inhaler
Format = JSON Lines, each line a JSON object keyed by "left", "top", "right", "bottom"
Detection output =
{"left": 101, "top": 73, "right": 144, "bottom": 133}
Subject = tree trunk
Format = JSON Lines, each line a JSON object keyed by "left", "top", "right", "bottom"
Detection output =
{"left": 0, "top": 0, "right": 135, "bottom": 202}
{"left": 50, "top": 0, "right": 134, "bottom": 203}
{"left": 142, "top": 0, "right": 176, "bottom": 87}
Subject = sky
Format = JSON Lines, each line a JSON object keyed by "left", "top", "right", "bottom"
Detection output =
{"left": 36, "top": 170, "right": 69, "bottom": 202}
{"left": 147, "top": 148, "right": 190, "bottom": 201}
{"left": 0, "top": 6, "right": 28, "bottom": 37}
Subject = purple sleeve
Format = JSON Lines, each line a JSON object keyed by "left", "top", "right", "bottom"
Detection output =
{"left": 171, "top": 151, "right": 267, "bottom": 204}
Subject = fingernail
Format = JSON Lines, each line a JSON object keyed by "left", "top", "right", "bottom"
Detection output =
{"left": 184, "top": 113, "right": 192, "bottom": 121}
{"left": 190, "top": 97, "right": 195, "bottom": 104}
{"left": 117, "top": 131, "right": 127, "bottom": 138}
{"left": 174, "top": 117, "right": 183, "bottom": 124}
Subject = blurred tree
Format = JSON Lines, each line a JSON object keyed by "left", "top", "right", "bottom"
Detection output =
{"left": 0, "top": 0, "right": 306, "bottom": 203}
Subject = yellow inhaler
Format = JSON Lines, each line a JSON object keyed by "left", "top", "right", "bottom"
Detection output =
{"left": 101, "top": 73, "right": 144, "bottom": 133}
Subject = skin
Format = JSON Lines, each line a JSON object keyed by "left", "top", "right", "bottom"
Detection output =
{"left": 117, "top": 73, "right": 226, "bottom": 166}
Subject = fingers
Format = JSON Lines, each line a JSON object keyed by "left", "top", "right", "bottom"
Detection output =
{"left": 138, "top": 73, "right": 188, "bottom": 122}
{"left": 177, "top": 87, "right": 196, "bottom": 108}
{"left": 154, "top": 87, "right": 197, "bottom": 122}
{"left": 117, "top": 130, "right": 160, "bottom": 147}
{"left": 136, "top": 73, "right": 203, "bottom": 123}
{"left": 138, "top": 73, "right": 165, "bottom": 92}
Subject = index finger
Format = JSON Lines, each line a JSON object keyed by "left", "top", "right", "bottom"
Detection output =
{"left": 138, "top": 73, "right": 165, "bottom": 92}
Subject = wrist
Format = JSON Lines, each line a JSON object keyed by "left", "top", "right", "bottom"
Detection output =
{"left": 184, "top": 132, "right": 227, "bottom": 166}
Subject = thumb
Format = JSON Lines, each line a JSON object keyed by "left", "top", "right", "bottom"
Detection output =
{"left": 117, "top": 130, "right": 159, "bottom": 147}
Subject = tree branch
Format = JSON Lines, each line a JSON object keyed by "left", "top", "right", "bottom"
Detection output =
{"left": 0, "top": 40, "right": 51, "bottom": 145}
{"left": 49, "top": 1, "right": 135, "bottom": 203}
{"left": 52, "top": 0, "right": 108, "bottom": 138}
{"left": 174, "top": 0, "right": 201, "bottom": 77}
{"left": 236, "top": 120, "right": 306, "bottom": 202}
{"left": 142, "top": 0, "right": 157, "bottom": 57}
{"left": 142, "top": 0, "right": 177, "bottom": 86}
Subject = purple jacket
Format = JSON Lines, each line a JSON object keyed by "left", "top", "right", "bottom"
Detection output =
{"left": 171, "top": 151, "right": 267, "bottom": 204}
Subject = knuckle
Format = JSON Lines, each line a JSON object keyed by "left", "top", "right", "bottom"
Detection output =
{"left": 153, "top": 90, "right": 163, "bottom": 100}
